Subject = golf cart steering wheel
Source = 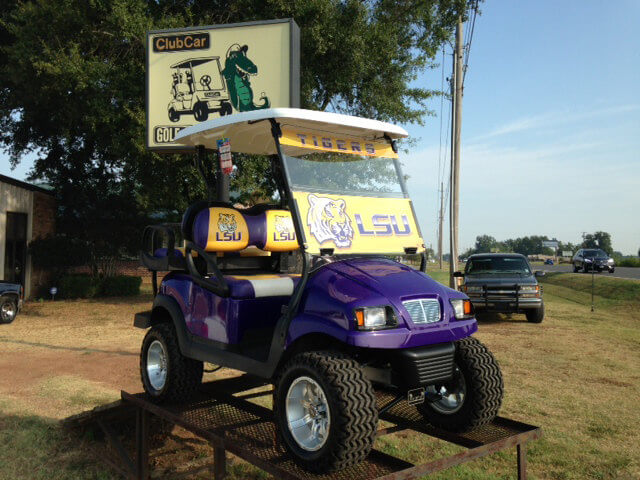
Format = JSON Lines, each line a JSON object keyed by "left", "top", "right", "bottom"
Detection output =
{"left": 200, "top": 75, "right": 211, "bottom": 88}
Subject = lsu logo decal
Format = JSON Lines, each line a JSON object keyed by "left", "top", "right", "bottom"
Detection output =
{"left": 216, "top": 213, "right": 241, "bottom": 241}
{"left": 355, "top": 214, "right": 411, "bottom": 236}
{"left": 274, "top": 215, "right": 296, "bottom": 242}
{"left": 307, "top": 194, "right": 354, "bottom": 248}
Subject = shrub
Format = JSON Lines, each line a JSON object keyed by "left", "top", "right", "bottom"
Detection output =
{"left": 59, "top": 275, "right": 99, "bottom": 299}
{"left": 618, "top": 258, "right": 640, "bottom": 268}
{"left": 99, "top": 276, "right": 142, "bottom": 297}
{"left": 58, "top": 274, "right": 141, "bottom": 298}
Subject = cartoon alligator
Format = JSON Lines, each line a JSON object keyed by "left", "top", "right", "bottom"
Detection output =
{"left": 222, "top": 44, "right": 271, "bottom": 112}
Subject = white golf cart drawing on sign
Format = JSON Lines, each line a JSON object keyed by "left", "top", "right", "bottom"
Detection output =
{"left": 167, "top": 57, "right": 233, "bottom": 122}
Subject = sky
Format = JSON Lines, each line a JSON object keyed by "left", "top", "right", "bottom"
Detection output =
{"left": 1, "top": 1, "right": 639, "bottom": 254}
{"left": 402, "top": 0, "right": 640, "bottom": 255}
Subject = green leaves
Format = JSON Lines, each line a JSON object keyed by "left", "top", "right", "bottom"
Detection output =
{"left": 1, "top": 0, "right": 471, "bottom": 254}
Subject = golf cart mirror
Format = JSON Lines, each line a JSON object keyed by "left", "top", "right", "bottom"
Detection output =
{"left": 452, "top": 271, "right": 464, "bottom": 278}
{"left": 534, "top": 270, "right": 545, "bottom": 277}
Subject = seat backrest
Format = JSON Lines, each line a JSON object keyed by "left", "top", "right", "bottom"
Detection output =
{"left": 191, "top": 205, "right": 298, "bottom": 253}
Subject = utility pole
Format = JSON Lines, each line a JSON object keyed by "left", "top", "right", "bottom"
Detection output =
{"left": 438, "top": 182, "right": 444, "bottom": 270}
{"left": 449, "top": 17, "right": 464, "bottom": 288}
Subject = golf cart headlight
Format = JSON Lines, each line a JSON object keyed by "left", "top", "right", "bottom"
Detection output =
{"left": 449, "top": 299, "right": 474, "bottom": 320}
{"left": 584, "top": 258, "right": 593, "bottom": 263}
{"left": 354, "top": 306, "right": 397, "bottom": 330}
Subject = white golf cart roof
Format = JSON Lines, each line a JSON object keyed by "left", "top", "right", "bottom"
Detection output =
{"left": 174, "top": 108, "right": 408, "bottom": 156}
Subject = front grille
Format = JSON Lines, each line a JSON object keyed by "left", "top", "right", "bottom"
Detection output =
{"left": 403, "top": 298, "right": 441, "bottom": 324}
{"left": 393, "top": 342, "right": 456, "bottom": 387}
{"left": 414, "top": 352, "right": 455, "bottom": 384}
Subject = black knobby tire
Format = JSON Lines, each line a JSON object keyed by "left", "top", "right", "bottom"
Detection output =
{"left": 0, "top": 296, "right": 17, "bottom": 324}
{"left": 418, "top": 337, "right": 503, "bottom": 432}
{"left": 193, "top": 102, "right": 208, "bottom": 122}
{"left": 573, "top": 264, "right": 579, "bottom": 273}
{"left": 609, "top": 268, "right": 615, "bottom": 274}
{"left": 168, "top": 108, "right": 179, "bottom": 122}
{"left": 526, "top": 302, "right": 545, "bottom": 323}
{"left": 140, "top": 323, "right": 203, "bottom": 404}
{"left": 273, "top": 351, "right": 378, "bottom": 473}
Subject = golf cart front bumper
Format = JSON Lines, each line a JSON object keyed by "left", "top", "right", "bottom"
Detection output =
{"left": 390, "top": 342, "right": 455, "bottom": 388}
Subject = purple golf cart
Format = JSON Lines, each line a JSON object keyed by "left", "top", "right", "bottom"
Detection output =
{"left": 135, "top": 109, "right": 503, "bottom": 473}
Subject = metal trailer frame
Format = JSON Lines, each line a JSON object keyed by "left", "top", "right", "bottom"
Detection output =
{"left": 64, "top": 374, "right": 541, "bottom": 480}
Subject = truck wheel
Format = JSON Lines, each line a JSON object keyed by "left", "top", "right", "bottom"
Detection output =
{"left": 418, "top": 337, "right": 503, "bottom": 432}
{"left": 193, "top": 102, "right": 208, "bottom": 122}
{"left": 140, "top": 323, "right": 202, "bottom": 404}
{"left": 273, "top": 351, "right": 378, "bottom": 473}
{"left": 0, "top": 296, "right": 17, "bottom": 324}
{"left": 526, "top": 302, "right": 544, "bottom": 323}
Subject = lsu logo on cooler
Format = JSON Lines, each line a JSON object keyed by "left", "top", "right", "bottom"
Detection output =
{"left": 273, "top": 215, "right": 296, "bottom": 242}
{"left": 216, "top": 213, "right": 241, "bottom": 241}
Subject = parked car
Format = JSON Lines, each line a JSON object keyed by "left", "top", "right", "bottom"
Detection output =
{"left": 134, "top": 109, "right": 504, "bottom": 473}
{"left": 455, "top": 253, "right": 545, "bottom": 323}
{"left": 572, "top": 249, "right": 615, "bottom": 273}
{"left": 544, "top": 259, "right": 554, "bottom": 265}
{"left": 0, "top": 281, "right": 23, "bottom": 324}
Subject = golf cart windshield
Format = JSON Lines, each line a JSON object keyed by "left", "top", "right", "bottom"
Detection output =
{"left": 283, "top": 154, "right": 404, "bottom": 197}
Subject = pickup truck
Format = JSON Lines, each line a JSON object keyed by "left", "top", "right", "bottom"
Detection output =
{"left": 0, "top": 281, "right": 23, "bottom": 324}
{"left": 454, "top": 253, "right": 545, "bottom": 323}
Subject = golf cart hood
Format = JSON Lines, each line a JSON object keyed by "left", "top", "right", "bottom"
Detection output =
{"left": 289, "top": 258, "right": 477, "bottom": 349}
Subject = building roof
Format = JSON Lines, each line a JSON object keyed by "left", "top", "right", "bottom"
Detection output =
{"left": 174, "top": 108, "right": 409, "bottom": 156}
{"left": 0, "top": 173, "right": 54, "bottom": 195}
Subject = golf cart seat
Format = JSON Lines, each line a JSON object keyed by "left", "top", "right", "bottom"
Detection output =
{"left": 183, "top": 204, "right": 299, "bottom": 299}
{"left": 223, "top": 273, "right": 301, "bottom": 299}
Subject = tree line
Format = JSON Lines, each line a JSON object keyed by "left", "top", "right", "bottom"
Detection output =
{"left": 461, "top": 231, "right": 617, "bottom": 258}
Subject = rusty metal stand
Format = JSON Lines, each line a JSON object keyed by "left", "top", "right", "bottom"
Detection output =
{"left": 64, "top": 374, "right": 541, "bottom": 480}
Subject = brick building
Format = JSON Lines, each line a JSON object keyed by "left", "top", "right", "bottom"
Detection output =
{"left": 0, "top": 174, "right": 56, "bottom": 297}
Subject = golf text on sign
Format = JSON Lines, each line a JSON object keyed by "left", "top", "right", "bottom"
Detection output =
{"left": 153, "top": 33, "right": 209, "bottom": 52}
{"left": 280, "top": 128, "right": 398, "bottom": 158}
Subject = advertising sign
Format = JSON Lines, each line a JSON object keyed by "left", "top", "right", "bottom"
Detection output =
{"left": 147, "top": 19, "right": 300, "bottom": 151}
{"left": 291, "top": 191, "right": 425, "bottom": 255}
{"left": 542, "top": 240, "right": 559, "bottom": 249}
{"left": 280, "top": 127, "right": 398, "bottom": 158}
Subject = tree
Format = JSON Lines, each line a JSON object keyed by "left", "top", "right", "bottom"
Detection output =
{"left": 474, "top": 235, "right": 497, "bottom": 253}
{"left": 582, "top": 231, "right": 612, "bottom": 254}
{"left": 1, "top": 0, "right": 474, "bottom": 254}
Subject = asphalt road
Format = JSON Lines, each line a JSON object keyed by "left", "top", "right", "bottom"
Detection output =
{"left": 536, "top": 264, "right": 640, "bottom": 280}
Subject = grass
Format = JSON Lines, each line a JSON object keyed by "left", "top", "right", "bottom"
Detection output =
{"left": 0, "top": 271, "right": 639, "bottom": 479}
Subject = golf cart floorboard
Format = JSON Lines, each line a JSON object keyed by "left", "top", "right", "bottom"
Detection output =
{"left": 63, "top": 374, "right": 541, "bottom": 480}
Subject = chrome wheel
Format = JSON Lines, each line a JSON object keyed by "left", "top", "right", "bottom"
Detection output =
{"left": 286, "top": 376, "right": 330, "bottom": 451}
{"left": 427, "top": 366, "right": 466, "bottom": 414}
{"left": 147, "top": 340, "right": 168, "bottom": 391}
{"left": 1, "top": 300, "right": 16, "bottom": 323}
